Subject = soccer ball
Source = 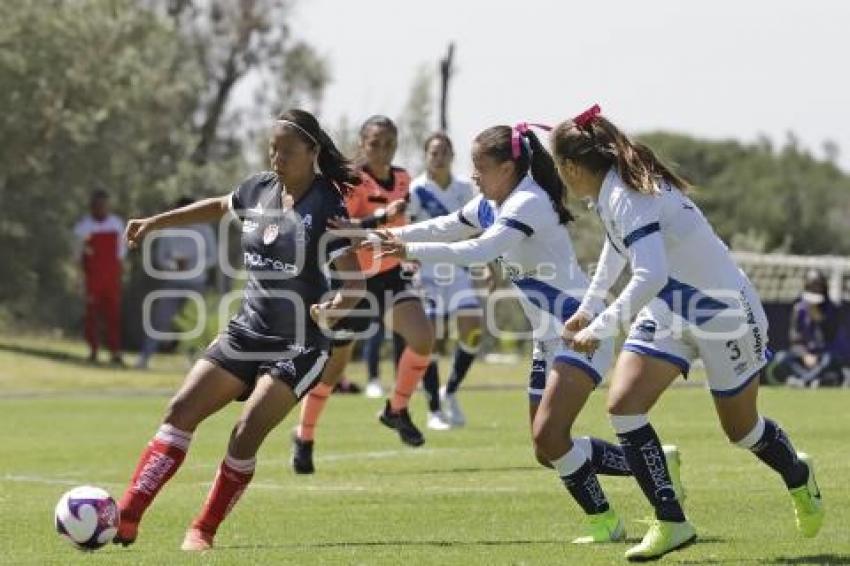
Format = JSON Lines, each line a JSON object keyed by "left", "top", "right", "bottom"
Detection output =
{"left": 54, "top": 486, "right": 119, "bottom": 551}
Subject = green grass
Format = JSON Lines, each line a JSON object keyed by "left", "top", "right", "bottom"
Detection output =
{"left": 1, "top": 336, "right": 848, "bottom": 565}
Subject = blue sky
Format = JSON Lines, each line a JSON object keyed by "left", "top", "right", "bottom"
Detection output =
{"left": 244, "top": 0, "right": 850, "bottom": 176}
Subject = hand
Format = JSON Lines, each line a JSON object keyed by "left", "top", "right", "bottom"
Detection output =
{"left": 386, "top": 198, "right": 407, "bottom": 220}
{"left": 124, "top": 218, "right": 156, "bottom": 250}
{"left": 328, "top": 216, "right": 371, "bottom": 244}
{"left": 569, "top": 327, "right": 600, "bottom": 355}
{"left": 310, "top": 301, "right": 338, "bottom": 330}
{"left": 561, "top": 311, "right": 592, "bottom": 344}
{"left": 361, "top": 230, "right": 407, "bottom": 260}
{"left": 802, "top": 352, "right": 819, "bottom": 368}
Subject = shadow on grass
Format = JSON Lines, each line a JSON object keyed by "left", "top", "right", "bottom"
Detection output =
{"left": 673, "top": 553, "right": 849, "bottom": 565}
{"left": 770, "top": 555, "right": 850, "bottom": 565}
{"left": 381, "top": 465, "right": 541, "bottom": 476}
{"left": 0, "top": 342, "right": 95, "bottom": 368}
{"left": 216, "top": 539, "right": 575, "bottom": 550}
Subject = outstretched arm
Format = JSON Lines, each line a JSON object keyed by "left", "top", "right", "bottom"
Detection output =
{"left": 401, "top": 221, "right": 526, "bottom": 265}
{"left": 125, "top": 196, "right": 230, "bottom": 250}
{"left": 390, "top": 210, "right": 480, "bottom": 243}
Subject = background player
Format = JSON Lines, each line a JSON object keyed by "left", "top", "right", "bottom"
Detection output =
{"left": 291, "top": 115, "right": 435, "bottom": 474}
{"left": 113, "top": 109, "right": 365, "bottom": 551}
{"left": 73, "top": 190, "right": 126, "bottom": 365}
{"left": 557, "top": 106, "right": 824, "bottom": 560}
{"left": 409, "top": 132, "right": 485, "bottom": 429}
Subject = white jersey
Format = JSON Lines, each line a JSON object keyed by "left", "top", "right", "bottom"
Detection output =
{"left": 396, "top": 175, "right": 604, "bottom": 341}
{"left": 72, "top": 214, "right": 127, "bottom": 259}
{"left": 582, "top": 167, "right": 755, "bottom": 339}
{"left": 408, "top": 174, "right": 475, "bottom": 280}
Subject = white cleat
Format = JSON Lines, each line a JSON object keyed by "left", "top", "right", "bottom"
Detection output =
{"left": 365, "top": 380, "right": 384, "bottom": 399}
{"left": 426, "top": 411, "right": 452, "bottom": 431}
{"left": 440, "top": 387, "right": 466, "bottom": 427}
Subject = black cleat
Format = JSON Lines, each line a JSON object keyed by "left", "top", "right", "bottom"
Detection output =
{"left": 378, "top": 401, "right": 425, "bottom": 447}
{"left": 291, "top": 432, "right": 315, "bottom": 474}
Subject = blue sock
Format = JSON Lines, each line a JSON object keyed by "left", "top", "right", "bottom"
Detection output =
{"left": 553, "top": 446, "right": 610, "bottom": 515}
{"left": 363, "top": 325, "right": 383, "bottom": 381}
{"left": 612, "top": 415, "right": 685, "bottom": 522}
{"left": 575, "top": 436, "right": 631, "bottom": 476}
{"left": 445, "top": 345, "right": 476, "bottom": 395}
{"left": 738, "top": 417, "right": 808, "bottom": 489}
{"left": 421, "top": 361, "right": 441, "bottom": 412}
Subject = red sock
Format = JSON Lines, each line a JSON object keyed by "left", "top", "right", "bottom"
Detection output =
{"left": 118, "top": 424, "right": 192, "bottom": 523}
{"left": 391, "top": 347, "right": 430, "bottom": 412}
{"left": 297, "top": 382, "right": 333, "bottom": 442}
{"left": 191, "top": 454, "right": 256, "bottom": 536}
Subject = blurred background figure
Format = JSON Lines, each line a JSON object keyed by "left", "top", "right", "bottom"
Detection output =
{"left": 767, "top": 269, "right": 850, "bottom": 387}
{"left": 136, "top": 197, "right": 217, "bottom": 370}
{"left": 74, "top": 189, "right": 126, "bottom": 365}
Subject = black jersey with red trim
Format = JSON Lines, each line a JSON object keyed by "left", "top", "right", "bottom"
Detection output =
{"left": 229, "top": 172, "right": 351, "bottom": 344}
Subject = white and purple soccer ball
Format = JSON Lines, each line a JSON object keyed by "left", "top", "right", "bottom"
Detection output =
{"left": 54, "top": 486, "right": 119, "bottom": 551}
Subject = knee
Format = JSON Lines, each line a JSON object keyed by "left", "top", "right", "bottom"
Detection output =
{"left": 606, "top": 393, "right": 633, "bottom": 417}
{"left": 723, "top": 416, "right": 759, "bottom": 445}
{"left": 227, "top": 421, "right": 260, "bottom": 460}
{"left": 533, "top": 448, "right": 553, "bottom": 469}
{"left": 163, "top": 395, "right": 201, "bottom": 432}
{"left": 531, "top": 417, "right": 570, "bottom": 460}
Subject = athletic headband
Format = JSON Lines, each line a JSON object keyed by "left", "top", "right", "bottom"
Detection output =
{"left": 275, "top": 119, "right": 319, "bottom": 146}
{"left": 511, "top": 122, "right": 552, "bottom": 159}
{"left": 573, "top": 104, "right": 601, "bottom": 128}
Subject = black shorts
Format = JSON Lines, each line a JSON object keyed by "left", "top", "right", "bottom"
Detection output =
{"left": 331, "top": 264, "right": 421, "bottom": 346}
{"left": 203, "top": 323, "right": 329, "bottom": 401}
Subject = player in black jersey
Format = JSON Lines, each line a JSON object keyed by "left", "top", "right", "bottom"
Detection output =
{"left": 113, "top": 109, "right": 365, "bottom": 551}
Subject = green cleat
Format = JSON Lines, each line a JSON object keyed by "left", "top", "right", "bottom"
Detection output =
{"left": 625, "top": 519, "right": 696, "bottom": 562}
{"left": 571, "top": 508, "right": 626, "bottom": 544}
{"left": 789, "top": 452, "right": 824, "bottom": 538}
{"left": 662, "top": 445, "right": 686, "bottom": 502}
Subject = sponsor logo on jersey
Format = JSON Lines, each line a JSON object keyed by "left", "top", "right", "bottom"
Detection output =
{"left": 242, "top": 219, "right": 259, "bottom": 233}
{"left": 629, "top": 319, "right": 657, "bottom": 343}
{"left": 263, "top": 223, "right": 279, "bottom": 245}
{"left": 243, "top": 252, "right": 298, "bottom": 273}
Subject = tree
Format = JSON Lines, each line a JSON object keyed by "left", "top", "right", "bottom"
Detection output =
{"left": 639, "top": 132, "right": 850, "bottom": 256}
{"left": 395, "top": 65, "right": 434, "bottom": 172}
{"left": 0, "top": 0, "right": 330, "bottom": 332}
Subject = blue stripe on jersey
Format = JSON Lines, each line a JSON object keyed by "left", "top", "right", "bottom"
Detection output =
{"left": 500, "top": 217, "right": 534, "bottom": 236}
{"left": 457, "top": 210, "right": 474, "bottom": 227}
{"left": 656, "top": 277, "right": 728, "bottom": 325}
{"left": 413, "top": 186, "right": 450, "bottom": 218}
{"left": 514, "top": 277, "right": 581, "bottom": 321}
{"left": 477, "top": 199, "right": 495, "bottom": 229}
{"left": 623, "top": 222, "right": 660, "bottom": 248}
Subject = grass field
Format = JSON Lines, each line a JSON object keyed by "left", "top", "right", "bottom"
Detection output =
{"left": 1, "top": 336, "right": 848, "bottom": 565}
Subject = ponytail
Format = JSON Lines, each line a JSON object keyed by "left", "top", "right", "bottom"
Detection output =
{"left": 524, "top": 130, "right": 574, "bottom": 223}
{"left": 552, "top": 106, "right": 691, "bottom": 194}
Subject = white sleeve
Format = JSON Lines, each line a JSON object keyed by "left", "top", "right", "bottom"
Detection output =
{"left": 405, "top": 221, "right": 527, "bottom": 265}
{"left": 72, "top": 219, "right": 88, "bottom": 259}
{"left": 406, "top": 185, "right": 423, "bottom": 222}
{"left": 113, "top": 216, "right": 127, "bottom": 259}
{"left": 391, "top": 195, "right": 482, "bottom": 243}
{"left": 578, "top": 237, "right": 627, "bottom": 316}
{"left": 585, "top": 190, "right": 667, "bottom": 339}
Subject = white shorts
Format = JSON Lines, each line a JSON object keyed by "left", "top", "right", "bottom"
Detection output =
{"left": 622, "top": 283, "right": 770, "bottom": 396}
{"left": 527, "top": 336, "right": 614, "bottom": 402}
{"left": 419, "top": 269, "right": 482, "bottom": 318}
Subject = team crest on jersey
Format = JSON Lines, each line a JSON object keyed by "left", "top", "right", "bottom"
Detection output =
{"left": 629, "top": 319, "right": 657, "bottom": 343}
{"left": 262, "top": 223, "right": 279, "bottom": 245}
